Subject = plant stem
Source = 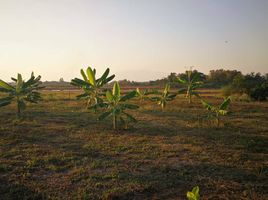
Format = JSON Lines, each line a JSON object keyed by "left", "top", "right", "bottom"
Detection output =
{"left": 189, "top": 94, "right": 192, "bottom": 104}
{"left": 113, "top": 115, "right": 117, "bottom": 130}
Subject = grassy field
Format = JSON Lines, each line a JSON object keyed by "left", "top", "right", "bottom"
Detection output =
{"left": 0, "top": 90, "right": 267, "bottom": 199}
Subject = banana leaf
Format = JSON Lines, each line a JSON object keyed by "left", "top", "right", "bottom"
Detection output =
{"left": 120, "top": 91, "right": 137, "bottom": 102}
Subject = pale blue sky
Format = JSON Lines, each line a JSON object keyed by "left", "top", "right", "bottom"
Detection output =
{"left": 0, "top": 0, "right": 267, "bottom": 81}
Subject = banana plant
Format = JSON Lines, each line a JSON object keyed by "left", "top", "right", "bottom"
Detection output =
{"left": 136, "top": 88, "right": 156, "bottom": 102}
{"left": 71, "top": 67, "right": 115, "bottom": 110}
{"left": 93, "top": 82, "right": 138, "bottom": 130}
{"left": 177, "top": 70, "right": 203, "bottom": 104}
{"left": 186, "top": 186, "right": 200, "bottom": 200}
{"left": 201, "top": 97, "right": 231, "bottom": 127}
{"left": 150, "top": 84, "right": 176, "bottom": 111}
{"left": 0, "top": 72, "right": 43, "bottom": 118}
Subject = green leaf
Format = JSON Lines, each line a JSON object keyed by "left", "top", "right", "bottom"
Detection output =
{"left": 136, "top": 88, "right": 141, "bottom": 96}
{"left": 150, "top": 97, "right": 161, "bottom": 101}
{"left": 201, "top": 99, "right": 212, "bottom": 110}
{"left": 86, "top": 67, "right": 96, "bottom": 86}
{"left": 80, "top": 69, "right": 88, "bottom": 82}
{"left": 23, "top": 73, "right": 40, "bottom": 89}
{"left": 0, "top": 96, "right": 13, "bottom": 107}
{"left": 0, "top": 79, "right": 14, "bottom": 91}
{"left": 98, "top": 111, "right": 112, "bottom": 121}
{"left": 122, "top": 111, "right": 137, "bottom": 122}
{"left": 99, "top": 68, "right": 110, "bottom": 83}
{"left": 122, "top": 103, "right": 139, "bottom": 109}
{"left": 191, "top": 73, "right": 199, "bottom": 83}
{"left": 177, "top": 77, "right": 186, "bottom": 84}
{"left": 0, "top": 88, "right": 10, "bottom": 93}
{"left": 186, "top": 186, "right": 199, "bottom": 200}
{"left": 88, "top": 102, "right": 108, "bottom": 110}
{"left": 34, "top": 75, "right": 41, "bottom": 82}
{"left": 71, "top": 78, "right": 91, "bottom": 88}
{"left": 168, "top": 94, "right": 177, "bottom": 99}
{"left": 16, "top": 73, "right": 23, "bottom": 91}
{"left": 192, "top": 186, "right": 199, "bottom": 196}
{"left": 113, "top": 82, "right": 120, "bottom": 99}
{"left": 23, "top": 76, "right": 35, "bottom": 87}
{"left": 219, "top": 97, "right": 231, "bottom": 110}
{"left": 106, "top": 90, "right": 113, "bottom": 102}
{"left": 218, "top": 109, "right": 228, "bottom": 115}
{"left": 120, "top": 90, "right": 137, "bottom": 102}
{"left": 11, "top": 77, "right": 17, "bottom": 82}
{"left": 103, "top": 75, "right": 115, "bottom": 84}
{"left": 193, "top": 81, "right": 203, "bottom": 85}
{"left": 164, "top": 84, "right": 170, "bottom": 94}
{"left": 186, "top": 192, "right": 196, "bottom": 200}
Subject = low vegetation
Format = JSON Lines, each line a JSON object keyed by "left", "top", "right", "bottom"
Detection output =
{"left": 150, "top": 84, "right": 177, "bottom": 111}
{"left": 71, "top": 67, "right": 115, "bottom": 110}
{"left": 135, "top": 88, "right": 155, "bottom": 102}
{"left": 94, "top": 82, "right": 138, "bottom": 130}
{"left": 186, "top": 186, "right": 200, "bottom": 200}
{"left": 177, "top": 69, "right": 203, "bottom": 104}
{"left": 201, "top": 97, "right": 231, "bottom": 127}
{"left": 0, "top": 72, "right": 43, "bottom": 118}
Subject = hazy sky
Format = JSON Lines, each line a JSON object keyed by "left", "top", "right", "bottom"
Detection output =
{"left": 0, "top": 0, "right": 267, "bottom": 81}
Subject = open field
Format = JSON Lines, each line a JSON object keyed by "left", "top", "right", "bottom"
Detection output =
{"left": 0, "top": 90, "right": 267, "bottom": 199}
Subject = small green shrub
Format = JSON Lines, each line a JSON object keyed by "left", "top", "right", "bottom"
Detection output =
{"left": 0, "top": 72, "right": 43, "bottom": 118}
{"left": 187, "top": 186, "right": 200, "bottom": 200}
{"left": 177, "top": 69, "right": 203, "bottom": 104}
{"left": 71, "top": 66, "right": 115, "bottom": 110}
{"left": 136, "top": 88, "right": 156, "bottom": 102}
{"left": 201, "top": 97, "right": 231, "bottom": 127}
{"left": 150, "top": 84, "right": 176, "bottom": 111}
{"left": 93, "top": 82, "right": 138, "bottom": 130}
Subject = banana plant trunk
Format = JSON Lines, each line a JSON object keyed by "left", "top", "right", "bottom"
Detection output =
{"left": 113, "top": 115, "right": 117, "bottom": 130}
{"left": 187, "top": 87, "right": 192, "bottom": 104}
{"left": 189, "top": 94, "right": 192, "bottom": 104}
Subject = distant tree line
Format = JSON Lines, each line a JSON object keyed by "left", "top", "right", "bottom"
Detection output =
{"left": 116, "top": 69, "right": 265, "bottom": 86}
{"left": 221, "top": 72, "right": 268, "bottom": 101}
{"left": 167, "top": 69, "right": 242, "bottom": 88}
{"left": 116, "top": 69, "right": 268, "bottom": 101}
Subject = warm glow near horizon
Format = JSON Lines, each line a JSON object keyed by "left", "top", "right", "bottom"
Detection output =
{"left": 0, "top": 0, "right": 268, "bottom": 82}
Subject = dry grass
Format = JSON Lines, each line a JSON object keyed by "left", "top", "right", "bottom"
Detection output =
{"left": 0, "top": 90, "right": 267, "bottom": 199}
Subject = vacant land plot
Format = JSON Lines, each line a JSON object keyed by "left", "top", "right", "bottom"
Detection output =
{"left": 0, "top": 90, "right": 267, "bottom": 199}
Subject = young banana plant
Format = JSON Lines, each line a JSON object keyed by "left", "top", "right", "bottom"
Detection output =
{"left": 71, "top": 67, "right": 115, "bottom": 110}
{"left": 186, "top": 186, "right": 200, "bottom": 200}
{"left": 177, "top": 70, "right": 203, "bottom": 104}
{"left": 201, "top": 97, "right": 231, "bottom": 127}
{"left": 94, "top": 82, "right": 138, "bottom": 130}
{"left": 150, "top": 84, "right": 176, "bottom": 111}
{"left": 136, "top": 88, "right": 156, "bottom": 102}
{"left": 0, "top": 72, "right": 43, "bottom": 118}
